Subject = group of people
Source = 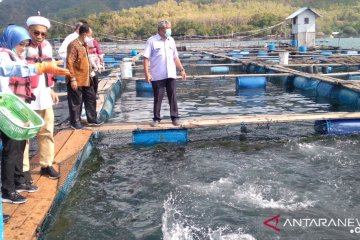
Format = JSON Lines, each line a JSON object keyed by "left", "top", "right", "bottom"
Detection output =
{"left": 0, "top": 17, "right": 185, "bottom": 224}
{"left": 0, "top": 16, "right": 104, "bottom": 223}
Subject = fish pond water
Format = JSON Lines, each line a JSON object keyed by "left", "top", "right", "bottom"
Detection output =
{"left": 43, "top": 67, "right": 360, "bottom": 239}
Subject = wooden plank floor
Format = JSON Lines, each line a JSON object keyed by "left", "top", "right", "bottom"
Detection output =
{"left": 3, "top": 128, "right": 93, "bottom": 240}
{"left": 93, "top": 112, "right": 360, "bottom": 133}
{"left": 2, "top": 68, "right": 122, "bottom": 239}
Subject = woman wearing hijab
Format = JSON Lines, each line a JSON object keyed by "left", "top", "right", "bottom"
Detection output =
{"left": 0, "top": 25, "right": 40, "bottom": 206}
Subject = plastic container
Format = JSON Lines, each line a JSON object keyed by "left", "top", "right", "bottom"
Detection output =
{"left": 133, "top": 129, "right": 188, "bottom": 145}
{"left": 130, "top": 49, "right": 138, "bottom": 56}
{"left": 320, "top": 51, "right": 332, "bottom": 55}
{"left": 314, "top": 119, "right": 360, "bottom": 135}
{"left": 291, "top": 40, "right": 298, "bottom": 48}
{"left": 120, "top": 61, "right": 133, "bottom": 79}
{"left": 279, "top": 52, "right": 289, "bottom": 65}
{"left": 136, "top": 80, "right": 153, "bottom": 92}
{"left": 299, "top": 46, "right": 307, "bottom": 53}
{"left": 257, "top": 50, "right": 268, "bottom": 56}
{"left": 293, "top": 76, "right": 320, "bottom": 91}
{"left": 316, "top": 82, "right": 334, "bottom": 98}
{"left": 268, "top": 43, "right": 276, "bottom": 51}
{"left": 236, "top": 76, "right": 266, "bottom": 89}
{"left": 0, "top": 93, "right": 44, "bottom": 140}
{"left": 210, "top": 66, "right": 229, "bottom": 73}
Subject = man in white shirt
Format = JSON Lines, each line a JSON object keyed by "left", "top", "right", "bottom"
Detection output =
{"left": 57, "top": 20, "right": 87, "bottom": 65}
{"left": 25, "top": 16, "right": 60, "bottom": 180}
{"left": 142, "top": 20, "right": 186, "bottom": 127}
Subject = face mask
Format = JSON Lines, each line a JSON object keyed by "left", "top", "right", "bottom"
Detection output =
{"left": 165, "top": 29, "right": 172, "bottom": 39}
{"left": 84, "top": 36, "right": 93, "bottom": 47}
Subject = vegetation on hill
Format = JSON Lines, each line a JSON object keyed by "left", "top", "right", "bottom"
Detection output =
{"left": 1, "top": 0, "right": 360, "bottom": 39}
{"left": 85, "top": 0, "right": 360, "bottom": 40}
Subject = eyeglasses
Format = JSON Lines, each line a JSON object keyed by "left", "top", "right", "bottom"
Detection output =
{"left": 32, "top": 30, "right": 47, "bottom": 37}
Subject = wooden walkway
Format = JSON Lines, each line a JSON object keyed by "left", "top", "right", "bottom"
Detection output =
{"left": 94, "top": 112, "right": 360, "bottom": 133}
{"left": 2, "top": 69, "right": 122, "bottom": 239}
{"left": 3, "top": 129, "right": 93, "bottom": 240}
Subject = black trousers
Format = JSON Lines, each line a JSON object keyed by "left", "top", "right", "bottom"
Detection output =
{"left": 93, "top": 72, "right": 99, "bottom": 94}
{"left": 151, "top": 78, "right": 179, "bottom": 121}
{"left": 67, "top": 83, "right": 97, "bottom": 125}
{"left": 1, "top": 132, "right": 26, "bottom": 195}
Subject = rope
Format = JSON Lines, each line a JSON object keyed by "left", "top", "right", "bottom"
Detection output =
{"left": 48, "top": 17, "right": 286, "bottom": 42}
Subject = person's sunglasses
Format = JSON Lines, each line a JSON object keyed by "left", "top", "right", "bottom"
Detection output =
{"left": 32, "top": 30, "right": 47, "bottom": 37}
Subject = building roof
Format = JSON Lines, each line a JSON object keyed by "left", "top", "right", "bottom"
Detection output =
{"left": 286, "top": 7, "right": 322, "bottom": 19}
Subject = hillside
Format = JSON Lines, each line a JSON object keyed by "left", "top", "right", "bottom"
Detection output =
{"left": 1, "top": 0, "right": 360, "bottom": 39}
{"left": 0, "top": 0, "right": 159, "bottom": 28}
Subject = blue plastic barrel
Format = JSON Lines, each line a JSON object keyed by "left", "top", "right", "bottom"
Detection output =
{"left": 130, "top": 49, "right": 138, "bottom": 56}
{"left": 257, "top": 50, "right": 268, "bottom": 56}
{"left": 136, "top": 80, "right": 153, "bottom": 92}
{"left": 210, "top": 66, "right": 229, "bottom": 73}
{"left": 254, "top": 66, "right": 266, "bottom": 74}
{"left": 314, "top": 119, "right": 360, "bottom": 135}
{"left": 316, "top": 82, "right": 334, "bottom": 98}
{"left": 113, "top": 61, "right": 120, "bottom": 68}
{"left": 268, "top": 43, "right": 276, "bottom": 51}
{"left": 228, "top": 51, "right": 239, "bottom": 55}
{"left": 133, "top": 129, "right": 188, "bottom": 145}
{"left": 346, "top": 50, "right": 358, "bottom": 55}
{"left": 291, "top": 40, "right": 298, "bottom": 48}
{"left": 246, "top": 64, "right": 256, "bottom": 73}
{"left": 136, "top": 91, "right": 154, "bottom": 98}
{"left": 236, "top": 76, "right": 266, "bottom": 90}
{"left": 231, "top": 54, "right": 243, "bottom": 59}
{"left": 293, "top": 76, "right": 320, "bottom": 91}
{"left": 265, "top": 59, "right": 280, "bottom": 63}
{"left": 348, "top": 75, "right": 360, "bottom": 80}
{"left": 104, "top": 57, "right": 115, "bottom": 62}
{"left": 320, "top": 51, "right": 332, "bottom": 55}
{"left": 299, "top": 46, "right": 307, "bottom": 53}
{"left": 335, "top": 88, "right": 360, "bottom": 106}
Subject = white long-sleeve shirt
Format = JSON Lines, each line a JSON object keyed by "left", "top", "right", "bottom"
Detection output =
{"left": 57, "top": 32, "right": 79, "bottom": 65}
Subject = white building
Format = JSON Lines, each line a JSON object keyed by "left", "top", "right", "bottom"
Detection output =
{"left": 286, "top": 7, "right": 322, "bottom": 47}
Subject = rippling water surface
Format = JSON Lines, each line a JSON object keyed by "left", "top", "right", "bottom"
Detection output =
{"left": 44, "top": 65, "right": 360, "bottom": 240}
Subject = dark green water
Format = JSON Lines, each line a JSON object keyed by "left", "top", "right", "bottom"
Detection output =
{"left": 44, "top": 67, "right": 360, "bottom": 240}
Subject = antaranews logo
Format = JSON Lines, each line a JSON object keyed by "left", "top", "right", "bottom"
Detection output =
{"left": 263, "top": 215, "right": 281, "bottom": 232}
{"left": 263, "top": 215, "right": 360, "bottom": 234}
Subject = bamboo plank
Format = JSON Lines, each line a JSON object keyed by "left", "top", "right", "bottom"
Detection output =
{"left": 127, "top": 73, "right": 292, "bottom": 81}
{"left": 54, "top": 130, "right": 93, "bottom": 164}
{"left": 91, "top": 112, "right": 360, "bottom": 133}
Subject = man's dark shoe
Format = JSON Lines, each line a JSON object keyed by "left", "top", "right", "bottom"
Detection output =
{"left": 150, "top": 120, "right": 160, "bottom": 127}
{"left": 2, "top": 191, "right": 27, "bottom": 204}
{"left": 40, "top": 166, "right": 61, "bottom": 180}
{"left": 23, "top": 171, "right": 33, "bottom": 184}
{"left": 3, "top": 214, "right": 10, "bottom": 223}
{"left": 87, "top": 121, "right": 104, "bottom": 127}
{"left": 70, "top": 122, "right": 83, "bottom": 130}
{"left": 172, "top": 119, "right": 181, "bottom": 126}
{"left": 15, "top": 183, "right": 39, "bottom": 193}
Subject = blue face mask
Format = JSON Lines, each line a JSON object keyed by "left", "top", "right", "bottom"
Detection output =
{"left": 165, "top": 29, "right": 172, "bottom": 39}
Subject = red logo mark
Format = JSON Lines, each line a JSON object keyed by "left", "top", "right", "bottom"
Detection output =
{"left": 263, "top": 215, "right": 281, "bottom": 232}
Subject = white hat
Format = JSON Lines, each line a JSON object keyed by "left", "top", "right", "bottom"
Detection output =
{"left": 26, "top": 16, "right": 51, "bottom": 29}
